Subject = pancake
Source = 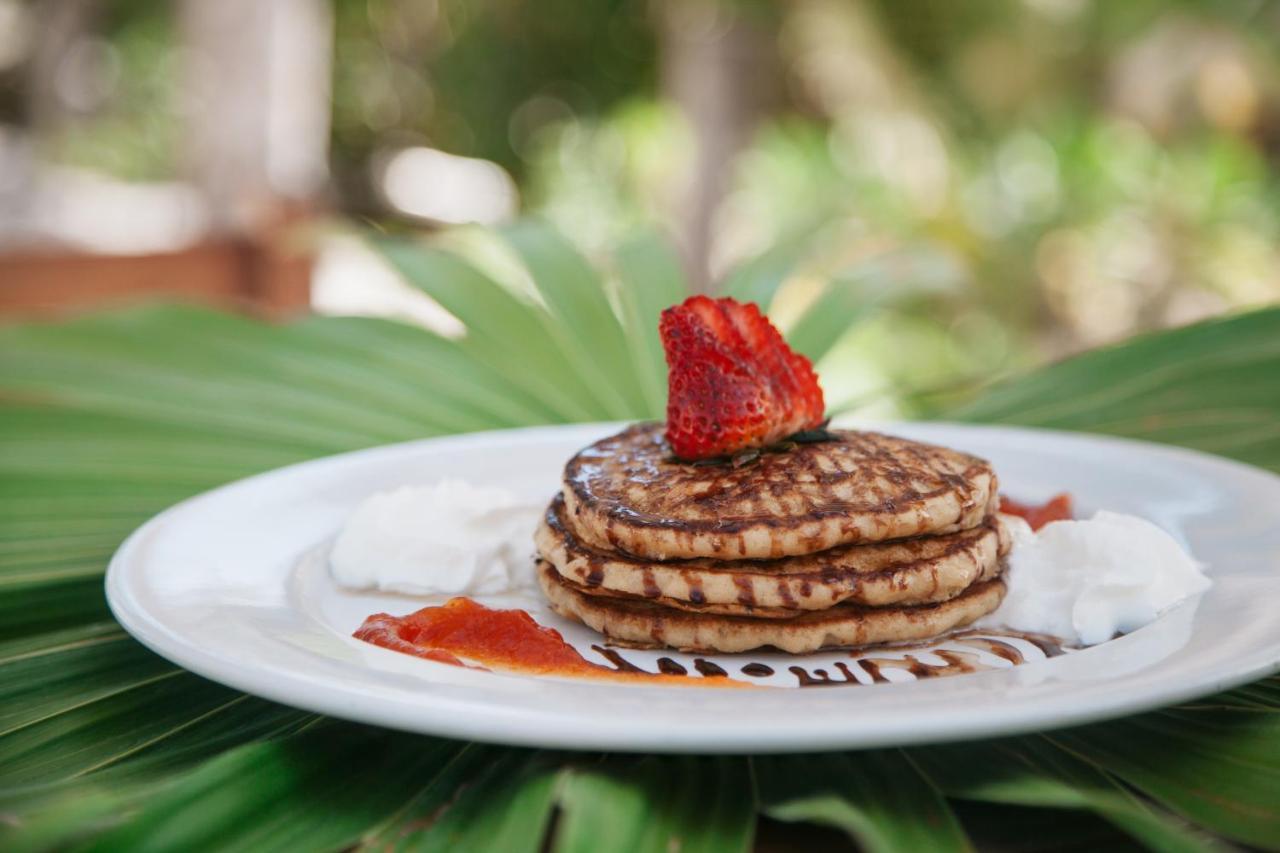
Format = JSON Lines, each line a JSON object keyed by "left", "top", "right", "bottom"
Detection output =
{"left": 537, "top": 495, "right": 1012, "bottom": 614}
{"left": 562, "top": 423, "right": 998, "bottom": 560}
{"left": 537, "top": 561, "right": 1006, "bottom": 654}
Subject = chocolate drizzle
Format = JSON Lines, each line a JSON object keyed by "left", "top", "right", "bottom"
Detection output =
{"left": 693, "top": 658, "right": 729, "bottom": 677}
{"left": 584, "top": 629, "right": 1076, "bottom": 687}
{"left": 789, "top": 665, "right": 836, "bottom": 686}
{"left": 592, "top": 646, "right": 646, "bottom": 673}
{"left": 953, "top": 636, "right": 1022, "bottom": 664}
{"left": 1022, "top": 634, "right": 1068, "bottom": 658}
{"left": 858, "top": 659, "right": 888, "bottom": 683}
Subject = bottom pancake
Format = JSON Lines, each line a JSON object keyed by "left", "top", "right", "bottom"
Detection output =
{"left": 537, "top": 561, "right": 1006, "bottom": 654}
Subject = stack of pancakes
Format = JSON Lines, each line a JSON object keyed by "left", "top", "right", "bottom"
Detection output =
{"left": 536, "top": 423, "right": 1010, "bottom": 654}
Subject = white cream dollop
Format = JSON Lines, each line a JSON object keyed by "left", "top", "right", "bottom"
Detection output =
{"left": 979, "top": 510, "right": 1210, "bottom": 645}
{"left": 329, "top": 480, "right": 541, "bottom": 596}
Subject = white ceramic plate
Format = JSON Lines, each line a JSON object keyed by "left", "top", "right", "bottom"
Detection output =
{"left": 106, "top": 422, "right": 1280, "bottom": 753}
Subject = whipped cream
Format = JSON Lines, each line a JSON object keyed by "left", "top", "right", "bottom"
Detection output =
{"left": 980, "top": 511, "right": 1210, "bottom": 645}
{"left": 329, "top": 480, "right": 541, "bottom": 596}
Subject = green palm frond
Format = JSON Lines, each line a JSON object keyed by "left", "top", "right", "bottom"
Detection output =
{"left": 1, "top": 221, "right": 1277, "bottom": 851}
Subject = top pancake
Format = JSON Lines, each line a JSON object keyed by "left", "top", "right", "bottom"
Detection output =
{"left": 562, "top": 423, "right": 997, "bottom": 560}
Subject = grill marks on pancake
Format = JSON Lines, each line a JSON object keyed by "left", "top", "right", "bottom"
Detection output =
{"left": 640, "top": 567, "right": 660, "bottom": 599}
{"left": 562, "top": 424, "right": 997, "bottom": 560}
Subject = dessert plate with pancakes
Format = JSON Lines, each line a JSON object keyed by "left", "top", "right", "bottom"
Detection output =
{"left": 106, "top": 419, "right": 1280, "bottom": 752}
{"left": 106, "top": 296, "right": 1280, "bottom": 752}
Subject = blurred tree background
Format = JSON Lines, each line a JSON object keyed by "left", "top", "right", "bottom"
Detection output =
{"left": 2, "top": 0, "right": 1279, "bottom": 413}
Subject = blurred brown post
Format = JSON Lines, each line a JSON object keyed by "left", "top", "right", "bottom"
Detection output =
{"left": 177, "top": 0, "right": 331, "bottom": 236}
{"left": 174, "top": 0, "right": 333, "bottom": 318}
{"left": 658, "top": 0, "right": 778, "bottom": 291}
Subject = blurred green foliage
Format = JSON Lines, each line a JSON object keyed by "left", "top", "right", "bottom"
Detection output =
{"left": 15, "top": 0, "right": 1280, "bottom": 413}
{"left": 329, "top": 0, "right": 655, "bottom": 210}
{"left": 26, "top": 0, "right": 179, "bottom": 181}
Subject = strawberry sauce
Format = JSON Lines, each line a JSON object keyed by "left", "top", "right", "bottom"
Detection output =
{"left": 353, "top": 598, "right": 744, "bottom": 686}
{"left": 1000, "top": 492, "right": 1073, "bottom": 530}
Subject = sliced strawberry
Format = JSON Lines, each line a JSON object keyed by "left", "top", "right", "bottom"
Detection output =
{"left": 660, "top": 295, "right": 825, "bottom": 460}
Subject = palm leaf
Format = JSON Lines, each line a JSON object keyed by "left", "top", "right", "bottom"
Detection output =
{"left": 553, "top": 757, "right": 755, "bottom": 853}
{"left": 386, "top": 751, "right": 561, "bottom": 853}
{"left": 1052, "top": 705, "right": 1280, "bottom": 847}
{"left": 755, "top": 752, "right": 969, "bottom": 852}
{"left": 500, "top": 220, "right": 652, "bottom": 418}
{"left": 83, "top": 727, "right": 466, "bottom": 853}
{"left": 915, "top": 738, "right": 1226, "bottom": 852}
{"left": 719, "top": 240, "right": 810, "bottom": 308}
{"left": 785, "top": 243, "right": 964, "bottom": 365}
{"left": 943, "top": 307, "right": 1280, "bottom": 470}
{"left": 611, "top": 233, "right": 688, "bottom": 417}
{"left": 1, "top": 224, "right": 1278, "bottom": 851}
{"left": 376, "top": 238, "right": 618, "bottom": 422}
